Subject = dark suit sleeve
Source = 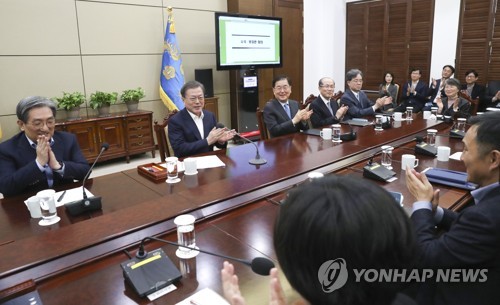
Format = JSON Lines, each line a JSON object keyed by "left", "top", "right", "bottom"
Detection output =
{"left": 263, "top": 101, "right": 305, "bottom": 137}
{"left": 310, "top": 99, "right": 339, "bottom": 128}
{"left": 168, "top": 113, "right": 210, "bottom": 158}
{"left": 442, "top": 98, "right": 471, "bottom": 118}
{"left": 0, "top": 153, "right": 46, "bottom": 197}
{"left": 411, "top": 208, "right": 500, "bottom": 268}
{"left": 341, "top": 93, "right": 375, "bottom": 118}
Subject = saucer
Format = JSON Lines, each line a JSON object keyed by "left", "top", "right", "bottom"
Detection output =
{"left": 184, "top": 170, "right": 198, "bottom": 176}
{"left": 332, "top": 139, "right": 343, "bottom": 143}
{"left": 38, "top": 216, "right": 61, "bottom": 226}
{"left": 176, "top": 246, "right": 200, "bottom": 259}
{"left": 166, "top": 177, "right": 181, "bottom": 184}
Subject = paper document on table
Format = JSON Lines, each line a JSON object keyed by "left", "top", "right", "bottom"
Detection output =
{"left": 54, "top": 187, "right": 94, "bottom": 207}
{"left": 450, "top": 152, "right": 462, "bottom": 160}
{"left": 192, "top": 155, "right": 225, "bottom": 169}
{"left": 176, "top": 287, "right": 230, "bottom": 305}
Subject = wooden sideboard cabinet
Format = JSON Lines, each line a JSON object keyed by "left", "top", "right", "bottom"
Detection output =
{"left": 56, "top": 110, "right": 155, "bottom": 163}
{"left": 204, "top": 96, "right": 219, "bottom": 120}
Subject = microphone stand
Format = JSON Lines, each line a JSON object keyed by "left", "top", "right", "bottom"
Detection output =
{"left": 236, "top": 134, "right": 267, "bottom": 165}
{"left": 136, "top": 236, "right": 274, "bottom": 276}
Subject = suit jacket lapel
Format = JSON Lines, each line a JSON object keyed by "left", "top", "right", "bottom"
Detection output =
{"left": 182, "top": 109, "right": 202, "bottom": 140}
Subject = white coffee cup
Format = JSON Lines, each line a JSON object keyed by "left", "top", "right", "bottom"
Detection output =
{"left": 320, "top": 128, "right": 332, "bottom": 140}
{"left": 437, "top": 146, "right": 451, "bottom": 162}
{"left": 392, "top": 112, "right": 403, "bottom": 122}
{"left": 423, "top": 111, "right": 431, "bottom": 119}
{"left": 183, "top": 158, "right": 198, "bottom": 175}
{"left": 401, "top": 154, "right": 419, "bottom": 170}
{"left": 24, "top": 196, "right": 42, "bottom": 218}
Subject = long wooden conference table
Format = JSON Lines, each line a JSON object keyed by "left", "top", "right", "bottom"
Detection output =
{"left": 0, "top": 115, "right": 472, "bottom": 304}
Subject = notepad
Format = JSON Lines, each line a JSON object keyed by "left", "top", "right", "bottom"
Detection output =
{"left": 423, "top": 168, "right": 477, "bottom": 190}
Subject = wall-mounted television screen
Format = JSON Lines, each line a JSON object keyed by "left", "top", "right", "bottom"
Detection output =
{"left": 215, "top": 12, "right": 282, "bottom": 70}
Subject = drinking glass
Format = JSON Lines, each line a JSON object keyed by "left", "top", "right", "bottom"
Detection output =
{"left": 174, "top": 214, "right": 199, "bottom": 259}
{"left": 374, "top": 115, "right": 383, "bottom": 130}
{"left": 427, "top": 129, "right": 437, "bottom": 146}
{"left": 381, "top": 145, "right": 393, "bottom": 169}
{"left": 406, "top": 107, "right": 413, "bottom": 120}
{"left": 456, "top": 118, "right": 466, "bottom": 132}
{"left": 332, "top": 124, "right": 342, "bottom": 142}
{"left": 165, "top": 157, "right": 180, "bottom": 183}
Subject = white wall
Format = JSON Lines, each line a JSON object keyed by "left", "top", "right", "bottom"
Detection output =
{"left": 430, "top": 0, "right": 461, "bottom": 81}
{"left": 304, "top": 0, "right": 461, "bottom": 97}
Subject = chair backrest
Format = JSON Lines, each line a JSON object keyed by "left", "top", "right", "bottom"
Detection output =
{"left": 459, "top": 90, "right": 478, "bottom": 115}
{"left": 394, "top": 83, "right": 400, "bottom": 105}
{"left": 256, "top": 107, "right": 270, "bottom": 140}
{"left": 303, "top": 94, "right": 316, "bottom": 109}
{"left": 154, "top": 109, "right": 178, "bottom": 162}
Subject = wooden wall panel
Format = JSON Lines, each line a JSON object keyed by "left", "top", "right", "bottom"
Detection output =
{"left": 346, "top": 0, "right": 434, "bottom": 90}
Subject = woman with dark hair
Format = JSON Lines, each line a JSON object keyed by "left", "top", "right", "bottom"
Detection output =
{"left": 379, "top": 72, "right": 398, "bottom": 109}
{"left": 222, "top": 176, "right": 417, "bottom": 305}
{"left": 435, "top": 78, "right": 471, "bottom": 118}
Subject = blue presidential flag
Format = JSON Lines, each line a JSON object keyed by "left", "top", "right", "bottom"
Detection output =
{"left": 159, "top": 7, "right": 185, "bottom": 111}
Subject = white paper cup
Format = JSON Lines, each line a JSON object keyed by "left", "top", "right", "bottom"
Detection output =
{"left": 183, "top": 158, "right": 198, "bottom": 175}
{"left": 24, "top": 196, "right": 42, "bottom": 218}
{"left": 437, "top": 146, "right": 451, "bottom": 162}
{"left": 320, "top": 128, "right": 332, "bottom": 140}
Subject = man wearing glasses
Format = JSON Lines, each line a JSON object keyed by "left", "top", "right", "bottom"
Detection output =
{"left": 309, "top": 77, "right": 348, "bottom": 128}
{"left": 263, "top": 75, "right": 313, "bottom": 137}
{"left": 168, "top": 80, "right": 235, "bottom": 158}
{"left": 0, "top": 96, "right": 90, "bottom": 197}
{"left": 340, "top": 69, "right": 392, "bottom": 120}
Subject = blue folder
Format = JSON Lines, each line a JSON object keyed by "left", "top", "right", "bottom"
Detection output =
{"left": 424, "top": 168, "right": 478, "bottom": 190}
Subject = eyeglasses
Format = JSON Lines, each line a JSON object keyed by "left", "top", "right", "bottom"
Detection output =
{"left": 28, "top": 119, "right": 56, "bottom": 129}
{"left": 350, "top": 79, "right": 363, "bottom": 83}
{"left": 320, "top": 85, "right": 335, "bottom": 89}
{"left": 274, "top": 85, "right": 290, "bottom": 91}
{"left": 187, "top": 96, "right": 205, "bottom": 102}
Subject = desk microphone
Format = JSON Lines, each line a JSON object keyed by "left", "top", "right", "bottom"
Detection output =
{"left": 415, "top": 136, "right": 437, "bottom": 156}
{"left": 217, "top": 123, "right": 267, "bottom": 165}
{"left": 65, "top": 142, "right": 109, "bottom": 216}
{"left": 340, "top": 123, "right": 357, "bottom": 141}
{"left": 136, "top": 236, "right": 275, "bottom": 276}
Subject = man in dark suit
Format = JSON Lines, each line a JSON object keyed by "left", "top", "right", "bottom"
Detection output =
{"left": 424, "top": 64, "right": 455, "bottom": 111}
{"left": 481, "top": 80, "right": 500, "bottom": 112}
{"left": 263, "top": 75, "right": 312, "bottom": 138}
{"left": 309, "top": 77, "right": 348, "bottom": 128}
{"left": 168, "top": 80, "right": 235, "bottom": 158}
{"left": 406, "top": 111, "right": 500, "bottom": 305}
{"left": 393, "top": 68, "right": 429, "bottom": 113}
{"left": 0, "top": 96, "right": 90, "bottom": 197}
{"left": 340, "top": 69, "right": 392, "bottom": 120}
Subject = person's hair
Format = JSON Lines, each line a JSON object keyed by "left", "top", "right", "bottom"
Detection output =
{"left": 468, "top": 111, "right": 500, "bottom": 157}
{"left": 382, "top": 72, "right": 394, "bottom": 85}
{"left": 444, "top": 78, "right": 461, "bottom": 90}
{"left": 346, "top": 69, "right": 363, "bottom": 81}
{"left": 409, "top": 67, "right": 421, "bottom": 75}
{"left": 16, "top": 96, "right": 57, "bottom": 123}
{"left": 180, "top": 80, "right": 205, "bottom": 98}
{"left": 273, "top": 75, "right": 292, "bottom": 88}
{"left": 443, "top": 64, "right": 455, "bottom": 74}
{"left": 465, "top": 69, "right": 478, "bottom": 78}
{"left": 274, "top": 175, "right": 416, "bottom": 305}
{"left": 319, "top": 77, "right": 334, "bottom": 87}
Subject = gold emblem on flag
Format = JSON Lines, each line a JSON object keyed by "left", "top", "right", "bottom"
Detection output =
{"left": 163, "top": 66, "right": 176, "bottom": 80}
{"left": 164, "top": 41, "right": 180, "bottom": 61}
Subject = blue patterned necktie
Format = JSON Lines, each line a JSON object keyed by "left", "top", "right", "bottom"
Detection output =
{"left": 284, "top": 103, "right": 291, "bottom": 119}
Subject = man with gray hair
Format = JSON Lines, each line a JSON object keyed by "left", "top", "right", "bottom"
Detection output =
{"left": 0, "top": 96, "right": 90, "bottom": 197}
{"left": 340, "top": 69, "right": 392, "bottom": 120}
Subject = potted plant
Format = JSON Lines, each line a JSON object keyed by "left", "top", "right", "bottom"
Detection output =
{"left": 54, "top": 91, "right": 86, "bottom": 121}
{"left": 89, "top": 91, "right": 118, "bottom": 117}
{"left": 120, "top": 87, "right": 145, "bottom": 113}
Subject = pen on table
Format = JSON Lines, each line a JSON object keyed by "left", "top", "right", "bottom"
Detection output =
{"left": 57, "top": 190, "right": 67, "bottom": 202}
